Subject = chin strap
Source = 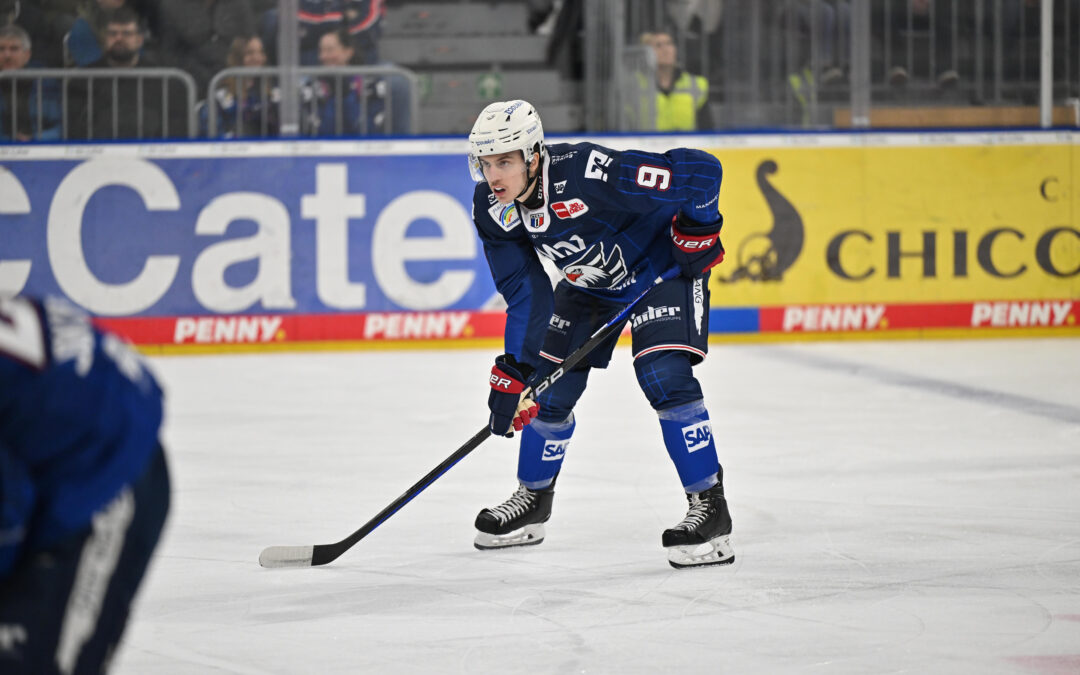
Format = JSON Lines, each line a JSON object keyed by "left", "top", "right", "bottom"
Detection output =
{"left": 516, "top": 162, "right": 545, "bottom": 207}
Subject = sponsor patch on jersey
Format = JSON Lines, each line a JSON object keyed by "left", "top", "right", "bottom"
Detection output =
{"left": 549, "top": 314, "right": 571, "bottom": 333}
{"left": 542, "top": 440, "right": 569, "bottom": 461}
{"left": 488, "top": 202, "right": 521, "bottom": 232}
{"left": 693, "top": 278, "right": 705, "bottom": 334}
{"left": 554, "top": 180, "right": 567, "bottom": 194}
{"left": 551, "top": 199, "right": 589, "bottom": 219}
{"left": 682, "top": 420, "right": 713, "bottom": 453}
{"left": 629, "top": 305, "right": 682, "bottom": 330}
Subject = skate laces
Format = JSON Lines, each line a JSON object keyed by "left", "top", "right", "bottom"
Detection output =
{"left": 674, "top": 493, "right": 711, "bottom": 531}
{"left": 487, "top": 485, "right": 537, "bottom": 524}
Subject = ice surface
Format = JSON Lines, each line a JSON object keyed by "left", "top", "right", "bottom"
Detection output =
{"left": 112, "top": 338, "right": 1080, "bottom": 674}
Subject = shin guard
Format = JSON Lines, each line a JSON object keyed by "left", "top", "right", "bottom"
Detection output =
{"left": 516, "top": 413, "right": 576, "bottom": 490}
{"left": 657, "top": 400, "right": 720, "bottom": 493}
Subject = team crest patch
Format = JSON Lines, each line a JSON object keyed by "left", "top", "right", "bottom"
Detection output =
{"left": 488, "top": 202, "right": 521, "bottom": 232}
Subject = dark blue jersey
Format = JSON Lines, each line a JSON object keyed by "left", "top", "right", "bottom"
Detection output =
{"left": 471, "top": 141, "right": 723, "bottom": 368}
{"left": 0, "top": 296, "right": 164, "bottom": 576}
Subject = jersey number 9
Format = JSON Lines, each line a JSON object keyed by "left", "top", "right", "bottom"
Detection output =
{"left": 636, "top": 165, "right": 671, "bottom": 191}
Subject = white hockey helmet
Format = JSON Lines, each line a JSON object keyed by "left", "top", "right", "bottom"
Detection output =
{"left": 467, "top": 100, "right": 545, "bottom": 181}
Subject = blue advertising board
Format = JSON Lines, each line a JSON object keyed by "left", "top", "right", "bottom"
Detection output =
{"left": 1, "top": 141, "right": 497, "bottom": 318}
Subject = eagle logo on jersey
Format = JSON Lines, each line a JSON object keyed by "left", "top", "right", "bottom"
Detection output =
{"left": 488, "top": 202, "right": 521, "bottom": 232}
{"left": 561, "top": 242, "right": 627, "bottom": 289}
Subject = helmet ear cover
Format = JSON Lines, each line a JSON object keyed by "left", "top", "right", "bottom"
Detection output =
{"left": 468, "top": 100, "right": 545, "bottom": 182}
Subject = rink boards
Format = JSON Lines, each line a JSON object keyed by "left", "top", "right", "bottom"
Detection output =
{"left": 1, "top": 131, "right": 1077, "bottom": 351}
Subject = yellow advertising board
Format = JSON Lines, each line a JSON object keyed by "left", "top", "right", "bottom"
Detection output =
{"left": 702, "top": 133, "right": 1078, "bottom": 337}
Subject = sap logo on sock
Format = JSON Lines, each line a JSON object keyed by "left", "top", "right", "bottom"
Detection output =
{"left": 682, "top": 421, "right": 713, "bottom": 453}
{"left": 542, "top": 441, "right": 569, "bottom": 461}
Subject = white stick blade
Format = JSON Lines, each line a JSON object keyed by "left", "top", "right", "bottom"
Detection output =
{"left": 258, "top": 545, "right": 315, "bottom": 568}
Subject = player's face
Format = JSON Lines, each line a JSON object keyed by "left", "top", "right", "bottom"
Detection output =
{"left": 480, "top": 151, "right": 532, "bottom": 204}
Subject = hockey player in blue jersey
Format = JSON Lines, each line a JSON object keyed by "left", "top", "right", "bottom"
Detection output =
{"left": 0, "top": 295, "right": 170, "bottom": 674}
{"left": 468, "top": 100, "right": 733, "bottom": 569}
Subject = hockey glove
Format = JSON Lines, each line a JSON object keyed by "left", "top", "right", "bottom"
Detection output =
{"left": 488, "top": 354, "right": 540, "bottom": 438}
{"left": 670, "top": 213, "right": 725, "bottom": 278}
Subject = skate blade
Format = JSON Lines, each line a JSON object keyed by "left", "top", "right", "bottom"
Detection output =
{"left": 666, "top": 534, "right": 734, "bottom": 569}
{"left": 474, "top": 523, "right": 545, "bottom": 550}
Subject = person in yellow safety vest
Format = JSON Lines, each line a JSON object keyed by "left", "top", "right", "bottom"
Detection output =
{"left": 643, "top": 31, "right": 713, "bottom": 132}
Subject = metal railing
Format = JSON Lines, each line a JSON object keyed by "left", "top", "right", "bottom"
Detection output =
{"left": 0, "top": 68, "right": 196, "bottom": 141}
{"left": 600, "top": 0, "right": 1080, "bottom": 130}
{"left": 206, "top": 65, "right": 419, "bottom": 138}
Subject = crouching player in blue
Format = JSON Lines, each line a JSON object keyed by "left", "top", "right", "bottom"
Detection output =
{"left": 0, "top": 295, "right": 169, "bottom": 673}
{"left": 468, "top": 100, "right": 733, "bottom": 568}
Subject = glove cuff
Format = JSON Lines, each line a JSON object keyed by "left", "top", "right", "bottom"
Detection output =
{"left": 490, "top": 354, "right": 535, "bottom": 394}
{"left": 672, "top": 219, "right": 721, "bottom": 254}
{"left": 675, "top": 212, "right": 723, "bottom": 235}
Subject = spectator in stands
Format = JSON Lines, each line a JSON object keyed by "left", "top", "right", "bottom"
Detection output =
{"left": 306, "top": 26, "right": 389, "bottom": 136}
{"left": 201, "top": 34, "right": 279, "bottom": 137}
{"left": 67, "top": 0, "right": 134, "bottom": 67}
{"left": 639, "top": 29, "right": 713, "bottom": 131}
{"left": 883, "top": 0, "right": 959, "bottom": 89}
{"left": 289, "top": 0, "right": 383, "bottom": 65}
{"left": 3, "top": 0, "right": 79, "bottom": 67}
{"left": 780, "top": 0, "right": 850, "bottom": 125}
{"left": 70, "top": 7, "right": 189, "bottom": 139}
{"left": 783, "top": 0, "right": 850, "bottom": 87}
{"left": 158, "top": 0, "right": 254, "bottom": 93}
{"left": 0, "top": 24, "right": 61, "bottom": 141}
{"left": 260, "top": 0, "right": 383, "bottom": 66}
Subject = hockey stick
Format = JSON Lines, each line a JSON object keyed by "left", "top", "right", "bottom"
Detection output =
{"left": 258, "top": 267, "right": 680, "bottom": 568}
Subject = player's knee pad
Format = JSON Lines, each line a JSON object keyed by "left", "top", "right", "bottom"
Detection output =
{"left": 535, "top": 365, "right": 589, "bottom": 423}
{"left": 634, "top": 350, "right": 704, "bottom": 411}
{"left": 517, "top": 412, "right": 576, "bottom": 490}
{"left": 657, "top": 399, "right": 720, "bottom": 493}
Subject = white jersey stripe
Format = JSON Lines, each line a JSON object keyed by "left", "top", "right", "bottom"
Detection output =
{"left": 634, "top": 344, "right": 707, "bottom": 360}
{"left": 55, "top": 488, "right": 134, "bottom": 674}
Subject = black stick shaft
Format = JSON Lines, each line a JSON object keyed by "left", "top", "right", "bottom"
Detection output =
{"left": 302, "top": 269, "right": 677, "bottom": 566}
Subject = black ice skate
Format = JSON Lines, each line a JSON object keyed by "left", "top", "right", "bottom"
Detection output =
{"left": 474, "top": 483, "right": 555, "bottom": 550}
{"left": 662, "top": 484, "right": 734, "bottom": 569}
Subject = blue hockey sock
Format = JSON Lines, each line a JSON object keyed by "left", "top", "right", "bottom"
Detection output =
{"left": 657, "top": 399, "right": 720, "bottom": 492}
{"left": 517, "top": 413, "right": 576, "bottom": 490}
